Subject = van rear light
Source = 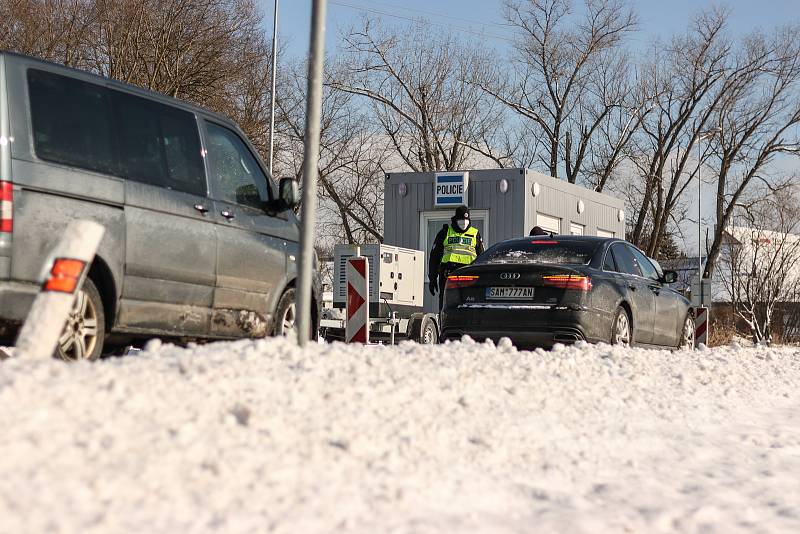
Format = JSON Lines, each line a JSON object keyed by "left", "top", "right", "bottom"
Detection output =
{"left": 0, "top": 181, "right": 11, "bottom": 233}
{"left": 445, "top": 275, "right": 480, "bottom": 289}
{"left": 542, "top": 274, "right": 592, "bottom": 291}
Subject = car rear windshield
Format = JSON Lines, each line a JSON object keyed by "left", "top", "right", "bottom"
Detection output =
{"left": 477, "top": 240, "right": 598, "bottom": 265}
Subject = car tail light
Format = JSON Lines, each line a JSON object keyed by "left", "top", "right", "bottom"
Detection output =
{"left": 530, "top": 240, "right": 558, "bottom": 244}
{"left": 445, "top": 275, "right": 480, "bottom": 289}
{"left": 44, "top": 258, "right": 87, "bottom": 293}
{"left": 542, "top": 274, "right": 592, "bottom": 291}
{"left": 0, "top": 181, "right": 12, "bottom": 234}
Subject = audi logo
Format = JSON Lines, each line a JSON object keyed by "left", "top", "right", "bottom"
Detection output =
{"left": 500, "top": 272, "right": 521, "bottom": 280}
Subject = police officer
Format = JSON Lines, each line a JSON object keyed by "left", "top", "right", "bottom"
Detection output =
{"left": 428, "top": 205, "right": 485, "bottom": 311}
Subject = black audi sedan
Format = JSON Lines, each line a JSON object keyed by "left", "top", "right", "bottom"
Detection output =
{"left": 440, "top": 235, "right": 695, "bottom": 349}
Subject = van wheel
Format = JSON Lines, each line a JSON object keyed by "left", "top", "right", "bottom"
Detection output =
{"left": 273, "top": 288, "right": 296, "bottom": 337}
{"left": 610, "top": 307, "right": 631, "bottom": 347}
{"left": 56, "top": 278, "right": 105, "bottom": 361}
{"left": 418, "top": 316, "right": 438, "bottom": 344}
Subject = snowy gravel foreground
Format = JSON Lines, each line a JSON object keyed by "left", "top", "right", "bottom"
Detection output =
{"left": 1, "top": 339, "right": 799, "bottom": 534}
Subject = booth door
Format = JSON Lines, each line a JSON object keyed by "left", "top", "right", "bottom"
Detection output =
{"left": 419, "top": 210, "right": 488, "bottom": 313}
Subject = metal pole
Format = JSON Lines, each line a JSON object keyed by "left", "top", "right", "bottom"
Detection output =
{"left": 698, "top": 139, "right": 702, "bottom": 306}
{"left": 267, "top": 0, "right": 279, "bottom": 174}
{"left": 296, "top": 0, "right": 328, "bottom": 346}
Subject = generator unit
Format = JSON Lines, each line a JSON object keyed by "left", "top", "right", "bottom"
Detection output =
{"left": 333, "top": 244, "right": 424, "bottom": 316}
{"left": 322, "top": 244, "right": 438, "bottom": 344}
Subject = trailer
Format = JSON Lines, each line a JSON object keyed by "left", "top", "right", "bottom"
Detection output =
{"left": 319, "top": 244, "right": 439, "bottom": 344}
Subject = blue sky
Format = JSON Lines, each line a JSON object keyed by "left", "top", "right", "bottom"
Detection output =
{"left": 265, "top": 0, "right": 800, "bottom": 60}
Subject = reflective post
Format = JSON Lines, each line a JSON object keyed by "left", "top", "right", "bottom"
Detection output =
{"left": 15, "top": 220, "right": 105, "bottom": 359}
{"left": 267, "top": 0, "right": 279, "bottom": 174}
{"left": 295, "top": 0, "right": 328, "bottom": 346}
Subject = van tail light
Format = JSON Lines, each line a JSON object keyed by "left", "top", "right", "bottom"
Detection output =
{"left": 542, "top": 274, "right": 592, "bottom": 291}
{"left": 0, "top": 181, "right": 12, "bottom": 234}
{"left": 445, "top": 275, "right": 480, "bottom": 289}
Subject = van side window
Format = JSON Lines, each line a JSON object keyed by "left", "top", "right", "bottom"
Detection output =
{"left": 28, "top": 69, "right": 206, "bottom": 197}
{"left": 112, "top": 90, "right": 205, "bottom": 197}
{"left": 204, "top": 122, "right": 271, "bottom": 209}
{"left": 28, "top": 69, "right": 115, "bottom": 175}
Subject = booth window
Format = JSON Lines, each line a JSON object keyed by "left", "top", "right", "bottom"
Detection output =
{"left": 536, "top": 213, "right": 561, "bottom": 234}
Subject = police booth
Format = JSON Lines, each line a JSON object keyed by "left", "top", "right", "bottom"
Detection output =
{"left": 383, "top": 168, "right": 626, "bottom": 313}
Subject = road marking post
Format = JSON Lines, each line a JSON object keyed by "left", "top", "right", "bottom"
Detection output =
{"left": 695, "top": 306, "right": 709, "bottom": 348}
{"left": 345, "top": 256, "right": 369, "bottom": 344}
{"left": 15, "top": 220, "right": 105, "bottom": 359}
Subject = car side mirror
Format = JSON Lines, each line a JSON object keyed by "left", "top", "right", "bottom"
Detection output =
{"left": 279, "top": 177, "right": 299, "bottom": 209}
{"left": 662, "top": 270, "right": 678, "bottom": 284}
{"left": 265, "top": 177, "right": 299, "bottom": 213}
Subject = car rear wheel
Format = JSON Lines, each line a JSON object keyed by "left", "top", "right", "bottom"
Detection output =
{"left": 611, "top": 307, "right": 631, "bottom": 346}
{"left": 56, "top": 278, "right": 105, "bottom": 361}
{"left": 418, "top": 316, "right": 438, "bottom": 344}
{"left": 679, "top": 314, "right": 695, "bottom": 349}
{"left": 273, "top": 288, "right": 296, "bottom": 337}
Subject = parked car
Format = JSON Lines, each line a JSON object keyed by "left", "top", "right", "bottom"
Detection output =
{"left": 440, "top": 235, "right": 694, "bottom": 349}
{"left": 0, "top": 51, "right": 320, "bottom": 359}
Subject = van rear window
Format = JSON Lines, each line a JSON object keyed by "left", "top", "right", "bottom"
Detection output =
{"left": 28, "top": 69, "right": 116, "bottom": 175}
{"left": 28, "top": 69, "right": 206, "bottom": 197}
{"left": 477, "top": 240, "right": 599, "bottom": 265}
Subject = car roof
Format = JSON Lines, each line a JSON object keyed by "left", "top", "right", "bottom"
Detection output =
{"left": 494, "top": 235, "right": 620, "bottom": 246}
{"left": 0, "top": 50, "right": 239, "bottom": 131}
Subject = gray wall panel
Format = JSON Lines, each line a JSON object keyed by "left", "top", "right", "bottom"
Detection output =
{"left": 384, "top": 168, "right": 624, "bottom": 251}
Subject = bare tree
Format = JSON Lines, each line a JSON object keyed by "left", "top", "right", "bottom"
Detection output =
{"left": 0, "top": 0, "right": 95, "bottom": 67}
{"left": 703, "top": 24, "right": 800, "bottom": 278}
{"left": 626, "top": 8, "right": 734, "bottom": 257}
{"left": 481, "top": 0, "right": 637, "bottom": 183}
{"left": 278, "top": 61, "right": 388, "bottom": 245}
{"left": 0, "top": 0, "right": 280, "bottom": 162}
{"left": 717, "top": 188, "right": 800, "bottom": 344}
{"left": 330, "top": 18, "right": 504, "bottom": 172}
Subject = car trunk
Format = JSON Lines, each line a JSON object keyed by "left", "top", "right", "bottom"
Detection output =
{"left": 445, "top": 263, "right": 592, "bottom": 308}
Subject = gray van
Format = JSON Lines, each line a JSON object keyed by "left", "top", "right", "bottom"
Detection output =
{"left": 0, "top": 51, "right": 320, "bottom": 359}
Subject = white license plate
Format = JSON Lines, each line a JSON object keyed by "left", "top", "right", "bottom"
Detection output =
{"left": 486, "top": 287, "right": 535, "bottom": 300}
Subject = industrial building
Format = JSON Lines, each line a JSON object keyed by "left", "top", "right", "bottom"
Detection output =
{"left": 383, "top": 168, "right": 626, "bottom": 312}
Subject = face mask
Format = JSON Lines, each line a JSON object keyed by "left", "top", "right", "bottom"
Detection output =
{"left": 456, "top": 219, "right": 468, "bottom": 231}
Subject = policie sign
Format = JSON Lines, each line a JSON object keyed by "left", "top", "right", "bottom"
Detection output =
{"left": 434, "top": 172, "right": 469, "bottom": 207}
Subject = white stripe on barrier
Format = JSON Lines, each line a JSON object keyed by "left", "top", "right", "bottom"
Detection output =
{"left": 345, "top": 256, "right": 369, "bottom": 344}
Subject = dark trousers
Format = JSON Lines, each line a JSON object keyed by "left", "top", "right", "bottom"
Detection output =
{"left": 437, "top": 263, "right": 459, "bottom": 312}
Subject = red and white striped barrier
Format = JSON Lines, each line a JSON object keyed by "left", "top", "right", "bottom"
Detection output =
{"left": 345, "top": 256, "right": 369, "bottom": 344}
{"left": 695, "top": 306, "right": 709, "bottom": 347}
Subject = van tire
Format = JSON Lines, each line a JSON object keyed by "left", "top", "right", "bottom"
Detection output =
{"left": 55, "top": 278, "right": 105, "bottom": 361}
{"left": 273, "top": 288, "right": 297, "bottom": 337}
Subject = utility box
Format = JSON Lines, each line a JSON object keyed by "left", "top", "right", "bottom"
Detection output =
{"left": 333, "top": 244, "right": 424, "bottom": 317}
{"left": 384, "top": 168, "right": 626, "bottom": 312}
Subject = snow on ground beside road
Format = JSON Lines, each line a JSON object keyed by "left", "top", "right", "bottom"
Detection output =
{"left": 1, "top": 339, "right": 799, "bottom": 534}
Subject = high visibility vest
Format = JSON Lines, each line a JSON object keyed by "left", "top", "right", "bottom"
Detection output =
{"left": 442, "top": 226, "right": 479, "bottom": 265}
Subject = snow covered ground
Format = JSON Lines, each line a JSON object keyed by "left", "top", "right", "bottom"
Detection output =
{"left": 1, "top": 338, "right": 799, "bottom": 533}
